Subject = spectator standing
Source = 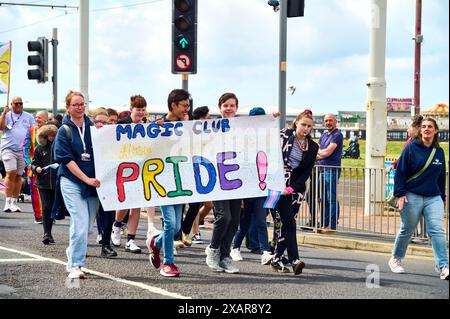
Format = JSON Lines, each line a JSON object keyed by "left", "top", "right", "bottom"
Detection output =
{"left": 316, "top": 114, "right": 343, "bottom": 231}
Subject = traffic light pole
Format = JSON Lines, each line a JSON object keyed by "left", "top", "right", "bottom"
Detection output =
{"left": 278, "top": 0, "right": 287, "bottom": 129}
{"left": 52, "top": 28, "right": 58, "bottom": 116}
{"left": 79, "top": 0, "right": 89, "bottom": 108}
{"left": 182, "top": 74, "right": 189, "bottom": 91}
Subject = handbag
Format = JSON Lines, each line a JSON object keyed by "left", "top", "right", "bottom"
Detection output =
{"left": 386, "top": 148, "right": 436, "bottom": 209}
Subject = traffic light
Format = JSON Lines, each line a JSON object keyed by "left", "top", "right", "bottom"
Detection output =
{"left": 287, "top": 0, "right": 305, "bottom": 17}
{"left": 172, "top": 0, "right": 197, "bottom": 74}
{"left": 27, "top": 37, "right": 48, "bottom": 83}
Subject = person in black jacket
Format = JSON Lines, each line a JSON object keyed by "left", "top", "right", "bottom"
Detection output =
{"left": 270, "top": 111, "right": 319, "bottom": 275}
{"left": 31, "top": 123, "right": 59, "bottom": 245}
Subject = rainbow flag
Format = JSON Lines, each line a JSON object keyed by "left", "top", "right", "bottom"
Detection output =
{"left": 0, "top": 41, "right": 11, "bottom": 94}
{"left": 263, "top": 189, "right": 282, "bottom": 209}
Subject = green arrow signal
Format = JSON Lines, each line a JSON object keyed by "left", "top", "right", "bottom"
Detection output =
{"left": 179, "top": 37, "right": 189, "bottom": 49}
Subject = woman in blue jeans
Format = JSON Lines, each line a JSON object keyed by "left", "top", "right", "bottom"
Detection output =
{"left": 389, "top": 117, "right": 448, "bottom": 280}
{"left": 54, "top": 91, "right": 100, "bottom": 279}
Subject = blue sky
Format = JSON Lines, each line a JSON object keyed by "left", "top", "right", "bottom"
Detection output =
{"left": 1, "top": 0, "right": 448, "bottom": 114}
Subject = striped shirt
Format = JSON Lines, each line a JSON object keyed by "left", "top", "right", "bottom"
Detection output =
{"left": 288, "top": 139, "right": 304, "bottom": 169}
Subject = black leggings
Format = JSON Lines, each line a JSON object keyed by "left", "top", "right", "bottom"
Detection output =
{"left": 38, "top": 188, "right": 55, "bottom": 236}
{"left": 270, "top": 195, "right": 300, "bottom": 262}
{"left": 97, "top": 204, "right": 115, "bottom": 246}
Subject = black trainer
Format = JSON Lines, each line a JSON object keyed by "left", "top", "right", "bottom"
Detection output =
{"left": 42, "top": 234, "right": 51, "bottom": 245}
{"left": 292, "top": 260, "right": 305, "bottom": 275}
{"left": 101, "top": 246, "right": 118, "bottom": 258}
{"left": 271, "top": 259, "right": 290, "bottom": 273}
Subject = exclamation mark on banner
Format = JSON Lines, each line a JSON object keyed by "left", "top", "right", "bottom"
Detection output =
{"left": 256, "top": 151, "right": 267, "bottom": 191}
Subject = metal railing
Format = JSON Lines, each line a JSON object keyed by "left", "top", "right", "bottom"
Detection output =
{"left": 296, "top": 165, "right": 449, "bottom": 244}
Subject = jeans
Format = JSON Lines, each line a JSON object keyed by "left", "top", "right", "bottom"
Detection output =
{"left": 392, "top": 192, "right": 448, "bottom": 269}
{"left": 155, "top": 204, "right": 183, "bottom": 265}
{"left": 232, "top": 197, "right": 270, "bottom": 253}
{"left": 320, "top": 167, "right": 340, "bottom": 229}
{"left": 60, "top": 177, "right": 99, "bottom": 268}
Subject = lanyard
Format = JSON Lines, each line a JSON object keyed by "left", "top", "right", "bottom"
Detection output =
{"left": 76, "top": 122, "right": 87, "bottom": 153}
{"left": 10, "top": 112, "right": 23, "bottom": 127}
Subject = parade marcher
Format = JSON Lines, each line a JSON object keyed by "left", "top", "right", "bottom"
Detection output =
{"left": 54, "top": 91, "right": 100, "bottom": 279}
{"left": 205, "top": 93, "right": 242, "bottom": 274}
{"left": 31, "top": 123, "right": 58, "bottom": 244}
{"left": 147, "top": 89, "right": 191, "bottom": 277}
{"left": 388, "top": 117, "right": 448, "bottom": 280}
{"left": 270, "top": 111, "right": 319, "bottom": 274}
{"left": 92, "top": 109, "right": 117, "bottom": 258}
{"left": 1, "top": 97, "right": 36, "bottom": 213}
{"left": 112, "top": 95, "right": 149, "bottom": 254}
{"left": 230, "top": 107, "right": 273, "bottom": 265}
{"left": 23, "top": 111, "right": 49, "bottom": 223}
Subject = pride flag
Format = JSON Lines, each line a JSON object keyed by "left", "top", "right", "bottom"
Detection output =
{"left": 43, "top": 163, "right": 59, "bottom": 170}
{"left": 263, "top": 189, "right": 282, "bottom": 209}
{"left": 0, "top": 41, "right": 11, "bottom": 94}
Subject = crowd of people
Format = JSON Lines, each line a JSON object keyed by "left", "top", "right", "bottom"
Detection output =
{"left": 0, "top": 90, "right": 447, "bottom": 281}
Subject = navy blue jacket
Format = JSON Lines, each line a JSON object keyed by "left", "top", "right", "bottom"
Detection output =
{"left": 394, "top": 138, "right": 446, "bottom": 201}
{"left": 53, "top": 115, "right": 97, "bottom": 198}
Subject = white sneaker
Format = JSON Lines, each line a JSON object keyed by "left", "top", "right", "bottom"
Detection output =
{"left": 111, "top": 226, "right": 121, "bottom": 247}
{"left": 125, "top": 239, "right": 141, "bottom": 254}
{"left": 261, "top": 251, "right": 274, "bottom": 265}
{"left": 219, "top": 257, "right": 239, "bottom": 274}
{"left": 439, "top": 265, "right": 449, "bottom": 280}
{"left": 147, "top": 228, "right": 162, "bottom": 239}
{"left": 388, "top": 256, "right": 405, "bottom": 273}
{"left": 205, "top": 245, "right": 224, "bottom": 272}
{"left": 67, "top": 267, "right": 86, "bottom": 279}
{"left": 10, "top": 199, "right": 21, "bottom": 212}
{"left": 3, "top": 198, "right": 11, "bottom": 212}
{"left": 230, "top": 248, "right": 243, "bottom": 261}
{"left": 96, "top": 234, "right": 103, "bottom": 245}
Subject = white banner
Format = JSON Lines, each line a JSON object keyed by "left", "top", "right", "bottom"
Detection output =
{"left": 92, "top": 115, "right": 285, "bottom": 210}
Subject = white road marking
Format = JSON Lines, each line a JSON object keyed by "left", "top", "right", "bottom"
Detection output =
{"left": 0, "top": 245, "right": 190, "bottom": 299}
{"left": 0, "top": 258, "right": 46, "bottom": 263}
